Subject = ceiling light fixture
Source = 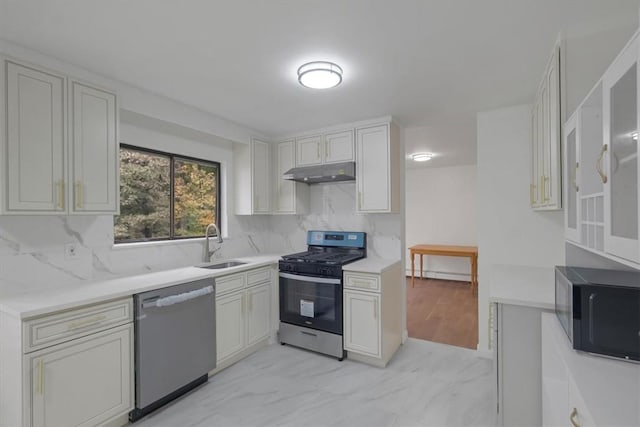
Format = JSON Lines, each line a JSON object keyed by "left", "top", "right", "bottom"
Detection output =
{"left": 297, "top": 61, "right": 343, "bottom": 89}
{"left": 411, "top": 153, "right": 433, "bottom": 162}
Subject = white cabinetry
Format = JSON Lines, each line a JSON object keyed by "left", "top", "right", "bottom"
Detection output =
{"left": 0, "top": 297, "right": 134, "bottom": 427}
{"left": 355, "top": 122, "right": 401, "bottom": 213}
{"left": 296, "top": 134, "right": 323, "bottom": 166}
{"left": 494, "top": 303, "right": 552, "bottom": 427}
{"left": 531, "top": 41, "right": 562, "bottom": 210}
{"left": 295, "top": 130, "right": 354, "bottom": 167}
{"left": 234, "top": 138, "right": 272, "bottom": 215}
{"left": 273, "top": 140, "right": 308, "bottom": 214}
{"left": 3, "top": 59, "right": 118, "bottom": 215}
{"left": 602, "top": 33, "right": 639, "bottom": 263}
{"left": 69, "top": 80, "right": 118, "bottom": 213}
{"left": 343, "top": 261, "right": 402, "bottom": 367}
{"left": 564, "top": 30, "right": 640, "bottom": 267}
{"left": 541, "top": 313, "right": 639, "bottom": 427}
{"left": 28, "top": 326, "right": 132, "bottom": 427}
{"left": 215, "top": 266, "right": 273, "bottom": 368}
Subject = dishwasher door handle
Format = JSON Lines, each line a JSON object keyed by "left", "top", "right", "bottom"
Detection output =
{"left": 142, "top": 285, "right": 214, "bottom": 309}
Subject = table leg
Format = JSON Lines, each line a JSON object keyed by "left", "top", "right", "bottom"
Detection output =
{"left": 419, "top": 254, "right": 423, "bottom": 281}
{"left": 469, "top": 255, "right": 474, "bottom": 292}
{"left": 411, "top": 252, "right": 415, "bottom": 288}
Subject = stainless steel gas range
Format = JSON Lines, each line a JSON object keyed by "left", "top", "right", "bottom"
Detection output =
{"left": 278, "top": 230, "right": 366, "bottom": 360}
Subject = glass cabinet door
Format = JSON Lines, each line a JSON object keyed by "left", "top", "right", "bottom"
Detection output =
{"left": 603, "top": 37, "right": 639, "bottom": 262}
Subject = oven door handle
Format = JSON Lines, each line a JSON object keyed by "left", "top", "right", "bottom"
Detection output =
{"left": 279, "top": 272, "right": 341, "bottom": 285}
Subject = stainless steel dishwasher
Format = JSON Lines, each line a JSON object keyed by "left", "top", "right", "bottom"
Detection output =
{"left": 129, "top": 278, "right": 216, "bottom": 422}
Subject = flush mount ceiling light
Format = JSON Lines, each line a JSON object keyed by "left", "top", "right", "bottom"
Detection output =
{"left": 411, "top": 152, "right": 433, "bottom": 162}
{"left": 297, "top": 61, "right": 343, "bottom": 89}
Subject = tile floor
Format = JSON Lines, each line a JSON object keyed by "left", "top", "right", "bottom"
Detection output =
{"left": 134, "top": 338, "right": 497, "bottom": 427}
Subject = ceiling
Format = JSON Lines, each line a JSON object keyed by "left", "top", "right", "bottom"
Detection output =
{"left": 1, "top": 0, "right": 638, "bottom": 164}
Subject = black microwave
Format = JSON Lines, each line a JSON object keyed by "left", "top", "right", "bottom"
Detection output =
{"left": 555, "top": 266, "right": 640, "bottom": 362}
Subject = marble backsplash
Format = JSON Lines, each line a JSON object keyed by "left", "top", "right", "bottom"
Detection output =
{"left": 0, "top": 182, "right": 401, "bottom": 292}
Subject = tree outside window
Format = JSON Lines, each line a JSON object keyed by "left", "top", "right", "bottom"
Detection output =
{"left": 115, "top": 145, "right": 220, "bottom": 243}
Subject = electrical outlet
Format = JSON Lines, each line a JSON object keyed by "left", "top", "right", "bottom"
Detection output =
{"left": 65, "top": 243, "right": 79, "bottom": 260}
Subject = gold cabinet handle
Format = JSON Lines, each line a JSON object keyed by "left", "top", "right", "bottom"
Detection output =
{"left": 529, "top": 184, "right": 535, "bottom": 206}
{"left": 596, "top": 144, "right": 608, "bottom": 184}
{"left": 573, "top": 162, "right": 579, "bottom": 192}
{"left": 36, "top": 359, "right": 43, "bottom": 395}
{"left": 68, "top": 314, "right": 107, "bottom": 331}
{"left": 75, "top": 181, "right": 83, "bottom": 209}
{"left": 358, "top": 191, "right": 362, "bottom": 210}
{"left": 326, "top": 140, "right": 331, "bottom": 159}
{"left": 317, "top": 141, "right": 321, "bottom": 159}
{"left": 56, "top": 180, "right": 64, "bottom": 209}
{"left": 570, "top": 407, "right": 580, "bottom": 427}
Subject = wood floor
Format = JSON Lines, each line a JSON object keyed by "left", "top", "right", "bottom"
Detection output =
{"left": 406, "top": 277, "right": 478, "bottom": 350}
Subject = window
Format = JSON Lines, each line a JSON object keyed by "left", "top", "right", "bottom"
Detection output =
{"left": 115, "top": 145, "right": 220, "bottom": 243}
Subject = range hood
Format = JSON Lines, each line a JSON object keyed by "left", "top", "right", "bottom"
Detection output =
{"left": 283, "top": 161, "right": 356, "bottom": 184}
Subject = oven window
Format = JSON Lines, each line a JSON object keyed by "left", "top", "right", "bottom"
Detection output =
{"left": 279, "top": 274, "right": 342, "bottom": 334}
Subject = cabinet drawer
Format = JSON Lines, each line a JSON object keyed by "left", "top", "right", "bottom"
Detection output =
{"left": 23, "top": 298, "right": 133, "bottom": 353}
{"left": 216, "top": 272, "right": 246, "bottom": 295}
{"left": 247, "top": 267, "right": 271, "bottom": 286}
{"left": 344, "top": 273, "right": 380, "bottom": 292}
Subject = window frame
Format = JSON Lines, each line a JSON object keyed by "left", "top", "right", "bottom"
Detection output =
{"left": 115, "top": 144, "right": 222, "bottom": 244}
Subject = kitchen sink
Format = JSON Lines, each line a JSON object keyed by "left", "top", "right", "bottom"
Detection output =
{"left": 197, "top": 261, "right": 247, "bottom": 269}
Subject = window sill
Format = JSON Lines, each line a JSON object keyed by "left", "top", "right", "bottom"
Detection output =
{"left": 112, "top": 236, "right": 229, "bottom": 251}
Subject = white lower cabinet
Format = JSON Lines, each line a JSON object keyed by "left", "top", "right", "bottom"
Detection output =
{"left": 343, "top": 262, "right": 402, "bottom": 367}
{"left": 541, "top": 313, "right": 638, "bottom": 427}
{"left": 28, "top": 325, "right": 132, "bottom": 427}
{"left": 215, "top": 267, "right": 272, "bottom": 367}
{"left": 216, "top": 292, "right": 246, "bottom": 362}
{"left": 344, "top": 290, "right": 380, "bottom": 357}
{"left": 0, "top": 297, "right": 134, "bottom": 427}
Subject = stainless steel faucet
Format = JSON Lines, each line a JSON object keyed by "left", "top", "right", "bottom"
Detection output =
{"left": 204, "top": 223, "right": 223, "bottom": 261}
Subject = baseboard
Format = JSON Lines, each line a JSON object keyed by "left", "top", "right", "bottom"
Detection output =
{"left": 405, "top": 269, "right": 471, "bottom": 282}
{"left": 476, "top": 348, "right": 493, "bottom": 359}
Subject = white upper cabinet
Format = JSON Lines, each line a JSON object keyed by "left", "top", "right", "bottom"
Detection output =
{"left": 3, "top": 58, "right": 119, "bottom": 215}
{"left": 295, "top": 129, "right": 354, "bottom": 167}
{"left": 324, "top": 130, "right": 354, "bottom": 163}
{"left": 69, "top": 80, "right": 118, "bottom": 214}
{"left": 234, "top": 137, "right": 272, "bottom": 215}
{"left": 602, "top": 34, "right": 639, "bottom": 263}
{"left": 252, "top": 138, "right": 271, "bottom": 214}
{"left": 273, "top": 140, "right": 308, "bottom": 214}
{"left": 5, "top": 61, "right": 66, "bottom": 213}
{"left": 531, "top": 40, "right": 562, "bottom": 210}
{"left": 296, "top": 134, "right": 323, "bottom": 166}
{"left": 355, "top": 122, "right": 401, "bottom": 213}
{"left": 564, "top": 113, "right": 580, "bottom": 242}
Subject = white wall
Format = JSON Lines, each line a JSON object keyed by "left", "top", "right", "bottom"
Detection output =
{"left": 405, "top": 165, "right": 477, "bottom": 280}
{"left": 476, "top": 104, "right": 565, "bottom": 353}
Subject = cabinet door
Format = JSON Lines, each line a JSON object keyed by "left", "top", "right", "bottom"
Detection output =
{"left": 564, "top": 114, "right": 580, "bottom": 242}
{"left": 69, "top": 81, "right": 118, "bottom": 214}
{"left": 344, "top": 290, "right": 381, "bottom": 357}
{"left": 246, "top": 283, "right": 271, "bottom": 346}
{"left": 531, "top": 101, "right": 540, "bottom": 207}
{"left": 5, "top": 61, "right": 66, "bottom": 212}
{"left": 275, "top": 140, "right": 296, "bottom": 213}
{"left": 216, "top": 292, "right": 245, "bottom": 363}
{"left": 252, "top": 138, "right": 271, "bottom": 213}
{"left": 545, "top": 47, "right": 561, "bottom": 208}
{"left": 296, "top": 135, "right": 323, "bottom": 166}
{"left": 568, "top": 376, "right": 596, "bottom": 427}
{"left": 324, "top": 130, "right": 354, "bottom": 163}
{"left": 28, "top": 325, "right": 132, "bottom": 427}
{"left": 602, "top": 37, "right": 639, "bottom": 263}
{"left": 356, "top": 124, "right": 390, "bottom": 213}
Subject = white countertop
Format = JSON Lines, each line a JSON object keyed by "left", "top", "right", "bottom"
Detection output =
{"left": 488, "top": 264, "right": 555, "bottom": 310}
{"left": 0, "top": 255, "right": 280, "bottom": 319}
{"left": 342, "top": 257, "right": 401, "bottom": 274}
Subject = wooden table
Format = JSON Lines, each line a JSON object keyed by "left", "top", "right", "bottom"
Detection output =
{"left": 409, "top": 244, "right": 478, "bottom": 292}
